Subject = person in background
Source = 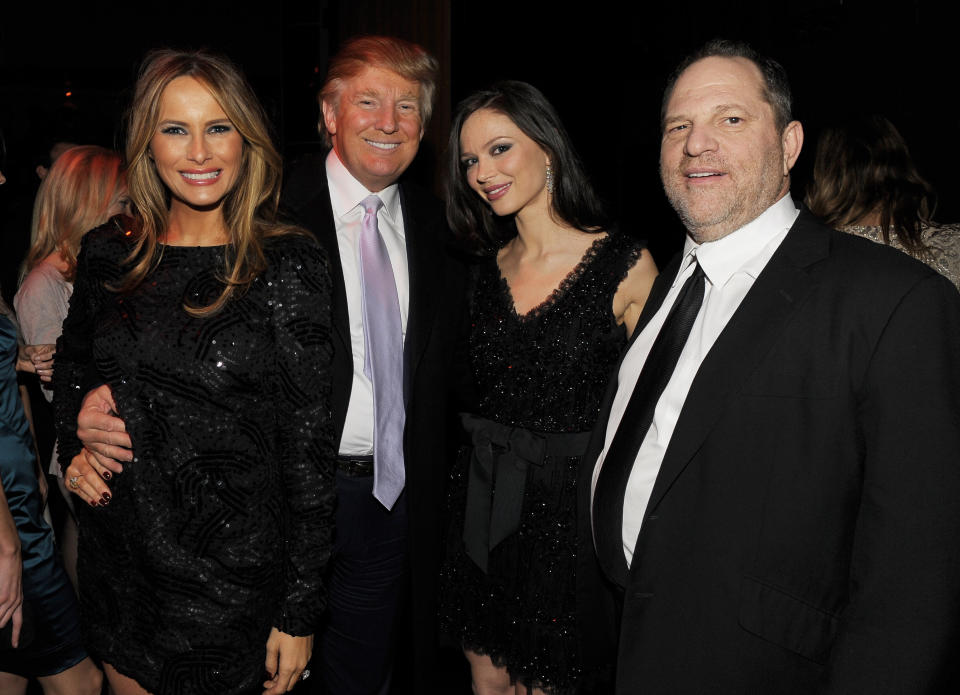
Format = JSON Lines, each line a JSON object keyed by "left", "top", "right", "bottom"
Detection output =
{"left": 1, "top": 307, "right": 102, "bottom": 695}
{"left": 55, "top": 49, "right": 335, "bottom": 694}
{"left": 438, "top": 81, "right": 656, "bottom": 695}
{"left": 14, "top": 146, "right": 128, "bottom": 590}
{"left": 805, "top": 113, "right": 960, "bottom": 289}
{"left": 34, "top": 142, "right": 79, "bottom": 182}
{"left": 17, "top": 145, "right": 128, "bottom": 394}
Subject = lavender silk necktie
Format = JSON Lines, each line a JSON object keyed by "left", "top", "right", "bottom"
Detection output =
{"left": 358, "top": 194, "right": 405, "bottom": 509}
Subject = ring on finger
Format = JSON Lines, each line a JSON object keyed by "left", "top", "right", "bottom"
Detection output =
{"left": 300, "top": 669, "right": 311, "bottom": 681}
{"left": 68, "top": 475, "right": 82, "bottom": 490}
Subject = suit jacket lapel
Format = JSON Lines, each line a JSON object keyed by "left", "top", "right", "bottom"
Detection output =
{"left": 580, "top": 248, "right": 682, "bottom": 530}
{"left": 399, "top": 183, "right": 441, "bottom": 403}
{"left": 628, "top": 253, "right": 681, "bottom": 350}
{"left": 645, "top": 212, "right": 831, "bottom": 514}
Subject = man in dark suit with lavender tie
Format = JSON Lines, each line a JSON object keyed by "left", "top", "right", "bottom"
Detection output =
{"left": 281, "top": 35, "right": 463, "bottom": 695}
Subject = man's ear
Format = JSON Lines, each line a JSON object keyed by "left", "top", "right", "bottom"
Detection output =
{"left": 321, "top": 100, "right": 338, "bottom": 137}
{"left": 781, "top": 120, "right": 804, "bottom": 174}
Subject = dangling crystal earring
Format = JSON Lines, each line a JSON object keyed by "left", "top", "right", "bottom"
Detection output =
{"left": 545, "top": 163, "right": 554, "bottom": 194}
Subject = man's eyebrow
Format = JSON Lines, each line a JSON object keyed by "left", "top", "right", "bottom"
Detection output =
{"left": 353, "top": 88, "right": 419, "bottom": 103}
{"left": 662, "top": 112, "right": 689, "bottom": 129}
{"left": 664, "top": 103, "right": 754, "bottom": 122}
{"left": 711, "top": 102, "right": 752, "bottom": 114}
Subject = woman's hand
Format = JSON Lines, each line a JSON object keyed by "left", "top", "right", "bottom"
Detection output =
{"left": 0, "top": 488, "right": 23, "bottom": 648}
{"left": 64, "top": 449, "right": 113, "bottom": 508}
{"left": 17, "top": 343, "right": 55, "bottom": 381}
{"left": 262, "top": 627, "right": 313, "bottom": 694}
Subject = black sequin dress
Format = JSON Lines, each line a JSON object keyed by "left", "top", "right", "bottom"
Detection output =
{"left": 439, "top": 232, "right": 643, "bottom": 694}
{"left": 53, "top": 221, "right": 335, "bottom": 695}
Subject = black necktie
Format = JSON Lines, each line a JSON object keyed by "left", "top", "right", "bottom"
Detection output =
{"left": 592, "top": 260, "right": 706, "bottom": 587}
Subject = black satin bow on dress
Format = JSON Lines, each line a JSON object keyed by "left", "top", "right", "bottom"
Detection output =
{"left": 460, "top": 413, "right": 591, "bottom": 572}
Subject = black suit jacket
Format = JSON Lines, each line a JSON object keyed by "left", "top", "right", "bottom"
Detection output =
{"left": 579, "top": 209, "right": 960, "bottom": 694}
{"left": 282, "top": 154, "right": 464, "bottom": 689}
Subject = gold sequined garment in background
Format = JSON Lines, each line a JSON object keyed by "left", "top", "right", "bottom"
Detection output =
{"left": 840, "top": 223, "right": 960, "bottom": 290}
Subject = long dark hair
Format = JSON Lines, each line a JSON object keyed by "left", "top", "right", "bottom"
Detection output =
{"left": 805, "top": 114, "right": 936, "bottom": 256}
{"left": 446, "top": 81, "right": 609, "bottom": 251}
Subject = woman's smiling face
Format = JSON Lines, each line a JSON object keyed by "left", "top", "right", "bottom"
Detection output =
{"left": 149, "top": 75, "right": 244, "bottom": 212}
{"left": 459, "top": 108, "right": 550, "bottom": 218}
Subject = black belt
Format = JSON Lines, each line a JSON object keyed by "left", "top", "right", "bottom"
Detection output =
{"left": 460, "top": 413, "right": 591, "bottom": 573}
{"left": 336, "top": 455, "right": 374, "bottom": 477}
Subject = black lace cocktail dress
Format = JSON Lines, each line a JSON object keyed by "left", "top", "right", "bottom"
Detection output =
{"left": 439, "top": 232, "right": 643, "bottom": 694}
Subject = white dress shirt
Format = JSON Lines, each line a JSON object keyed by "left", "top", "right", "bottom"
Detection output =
{"left": 325, "top": 150, "right": 410, "bottom": 455}
{"left": 592, "top": 195, "right": 800, "bottom": 567}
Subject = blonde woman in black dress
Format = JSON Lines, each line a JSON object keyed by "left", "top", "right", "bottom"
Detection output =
{"left": 56, "top": 50, "right": 334, "bottom": 695}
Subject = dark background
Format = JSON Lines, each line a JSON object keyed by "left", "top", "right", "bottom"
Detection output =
{"left": 2, "top": 0, "right": 954, "bottom": 292}
{"left": 0, "top": 0, "right": 954, "bottom": 286}
{"left": 0, "top": 0, "right": 953, "bottom": 690}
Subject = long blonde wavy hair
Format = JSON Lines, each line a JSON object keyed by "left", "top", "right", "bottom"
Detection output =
{"left": 23, "top": 145, "right": 126, "bottom": 282}
{"left": 119, "top": 48, "right": 298, "bottom": 316}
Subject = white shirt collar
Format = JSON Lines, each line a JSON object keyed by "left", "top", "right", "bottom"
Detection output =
{"left": 325, "top": 149, "right": 403, "bottom": 227}
{"left": 678, "top": 194, "right": 800, "bottom": 288}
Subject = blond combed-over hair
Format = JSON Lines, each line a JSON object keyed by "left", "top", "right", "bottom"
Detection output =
{"left": 317, "top": 35, "right": 439, "bottom": 146}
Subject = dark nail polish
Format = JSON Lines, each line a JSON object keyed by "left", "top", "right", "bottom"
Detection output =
{"left": 102, "top": 471, "right": 112, "bottom": 481}
{"left": 101, "top": 492, "right": 112, "bottom": 502}
{"left": 89, "top": 500, "right": 97, "bottom": 507}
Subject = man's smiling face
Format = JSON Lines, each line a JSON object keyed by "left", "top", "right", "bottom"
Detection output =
{"left": 322, "top": 66, "right": 423, "bottom": 192}
{"left": 659, "top": 56, "right": 801, "bottom": 243}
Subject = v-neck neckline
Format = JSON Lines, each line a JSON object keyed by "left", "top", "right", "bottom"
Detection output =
{"left": 496, "top": 233, "right": 610, "bottom": 321}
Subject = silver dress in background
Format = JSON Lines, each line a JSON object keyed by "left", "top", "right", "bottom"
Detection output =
{"left": 840, "top": 223, "right": 960, "bottom": 290}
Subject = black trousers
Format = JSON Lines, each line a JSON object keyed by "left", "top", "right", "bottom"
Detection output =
{"left": 307, "top": 471, "right": 408, "bottom": 695}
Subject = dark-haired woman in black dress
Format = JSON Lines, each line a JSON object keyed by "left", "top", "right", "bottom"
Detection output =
{"left": 438, "top": 82, "right": 657, "bottom": 695}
